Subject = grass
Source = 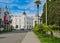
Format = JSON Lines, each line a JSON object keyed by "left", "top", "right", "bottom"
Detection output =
{"left": 34, "top": 31, "right": 60, "bottom": 43}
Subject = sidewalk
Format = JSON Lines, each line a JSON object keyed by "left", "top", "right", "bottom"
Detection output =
{"left": 21, "top": 31, "right": 41, "bottom": 43}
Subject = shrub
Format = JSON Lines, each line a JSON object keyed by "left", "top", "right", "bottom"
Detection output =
{"left": 33, "top": 24, "right": 50, "bottom": 35}
{"left": 16, "top": 25, "right": 18, "bottom": 28}
{"left": 33, "top": 24, "right": 60, "bottom": 38}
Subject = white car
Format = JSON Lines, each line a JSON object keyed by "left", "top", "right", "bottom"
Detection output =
{"left": 0, "top": 28, "right": 4, "bottom": 31}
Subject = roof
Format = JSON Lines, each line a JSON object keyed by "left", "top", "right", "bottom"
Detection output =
{"left": 23, "top": 11, "right": 26, "bottom": 15}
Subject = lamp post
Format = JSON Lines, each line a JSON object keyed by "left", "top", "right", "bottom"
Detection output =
{"left": 46, "top": 0, "right": 47, "bottom": 25}
{"left": 46, "top": 0, "right": 51, "bottom": 25}
{"left": 35, "top": 0, "right": 41, "bottom": 24}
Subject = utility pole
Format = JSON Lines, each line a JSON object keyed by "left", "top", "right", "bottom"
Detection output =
{"left": 46, "top": 0, "right": 47, "bottom": 25}
{"left": 46, "top": 0, "right": 51, "bottom": 25}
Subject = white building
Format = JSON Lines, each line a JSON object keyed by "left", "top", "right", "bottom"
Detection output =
{"left": 0, "top": 6, "right": 11, "bottom": 24}
{"left": 11, "top": 15, "right": 21, "bottom": 29}
{"left": 0, "top": 6, "right": 12, "bottom": 31}
{"left": 11, "top": 11, "right": 42, "bottom": 30}
{"left": 11, "top": 12, "right": 33, "bottom": 30}
{"left": 0, "top": 8, "right": 4, "bottom": 21}
{"left": 33, "top": 16, "right": 42, "bottom": 26}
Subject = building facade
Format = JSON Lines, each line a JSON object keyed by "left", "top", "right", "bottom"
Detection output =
{"left": 0, "top": 8, "right": 4, "bottom": 24}
{"left": 11, "top": 12, "right": 42, "bottom": 30}
{"left": 11, "top": 15, "right": 21, "bottom": 29}
{"left": 11, "top": 12, "right": 33, "bottom": 30}
{"left": 0, "top": 6, "right": 12, "bottom": 30}
{"left": 33, "top": 16, "right": 42, "bottom": 26}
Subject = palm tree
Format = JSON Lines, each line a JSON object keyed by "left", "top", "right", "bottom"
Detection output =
{"left": 35, "top": 0, "right": 41, "bottom": 24}
{"left": 35, "top": 0, "right": 41, "bottom": 17}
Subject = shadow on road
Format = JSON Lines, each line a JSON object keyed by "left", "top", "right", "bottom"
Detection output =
{"left": 0, "top": 29, "right": 32, "bottom": 34}
{"left": 11, "top": 29, "right": 32, "bottom": 33}
{"left": 0, "top": 37, "right": 6, "bottom": 39}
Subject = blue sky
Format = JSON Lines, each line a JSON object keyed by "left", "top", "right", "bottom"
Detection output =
{"left": 0, "top": 0, "right": 46, "bottom": 16}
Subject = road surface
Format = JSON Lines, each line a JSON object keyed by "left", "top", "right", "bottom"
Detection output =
{"left": 0, "top": 30, "right": 28, "bottom": 43}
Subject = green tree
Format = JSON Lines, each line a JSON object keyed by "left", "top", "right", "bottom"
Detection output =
{"left": 33, "top": 24, "right": 54, "bottom": 37}
{"left": 41, "top": 0, "right": 60, "bottom": 26}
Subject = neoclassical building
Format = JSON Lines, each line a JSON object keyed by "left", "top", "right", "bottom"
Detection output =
{"left": 11, "top": 12, "right": 33, "bottom": 30}
{"left": 33, "top": 15, "right": 42, "bottom": 27}
{"left": 11, "top": 11, "right": 42, "bottom": 30}
{"left": 0, "top": 8, "right": 4, "bottom": 22}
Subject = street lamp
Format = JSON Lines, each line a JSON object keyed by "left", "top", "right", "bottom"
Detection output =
{"left": 35, "top": 0, "right": 41, "bottom": 24}
{"left": 46, "top": 0, "right": 47, "bottom": 25}
{"left": 46, "top": 0, "right": 51, "bottom": 25}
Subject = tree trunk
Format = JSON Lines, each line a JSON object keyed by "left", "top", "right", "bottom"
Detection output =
{"left": 0, "top": 22, "right": 1, "bottom": 28}
{"left": 50, "top": 31, "right": 53, "bottom": 37}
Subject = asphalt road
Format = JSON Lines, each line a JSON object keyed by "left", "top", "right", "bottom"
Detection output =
{"left": 0, "top": 30, "right": 28, "bottom": 43}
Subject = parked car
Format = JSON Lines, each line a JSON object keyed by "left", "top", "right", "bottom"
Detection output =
{"left": 0, "top": 28, "right": 4, "bottom": 31}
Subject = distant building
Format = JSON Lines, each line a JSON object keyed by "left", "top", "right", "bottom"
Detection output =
{"left": 11, "top": 15, "right": 21, "bottom": 29}
{"left": 11, "top": 12, "right": 33, "bottom": 30}
{"left": 0, "top": 8, "right": 4, "bottom": 21}
{"left": 0, "top": 6, "right": 11, "bottom": 30}
{"left": 11, "top": 11, "right": 42, "bottom": 30}
{"left": 4, "top": 6, "right": 11, "bottom": 30}
{"left": 4, "top": 6, "right": 10, "bottom": 22}
{"left": 33, "top": 16, "right": 42, "bottom": 26}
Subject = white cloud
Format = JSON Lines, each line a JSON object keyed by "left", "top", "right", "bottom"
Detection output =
{"left": 6, "top": 0, "right": 45, "bottom": 16}
{"left": 9, "top": 4, "right": 28, "bottom": 9}
{"left": 9, "top": 0, "right": 45, "bottom": 10}
{"left": 10, "top": 9, "right": 43, "bottom": 16}
{"left": 26, "top": 0, "right": 35, "bottom": 9}
{"left": 0, "top": 0, "right": 14, "bottom": 3}
{"left": 11, "top": 12, "right": 22, "bottom": 16}
{"left": 39, "top": 10, "right": 43, "bottom": 16}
